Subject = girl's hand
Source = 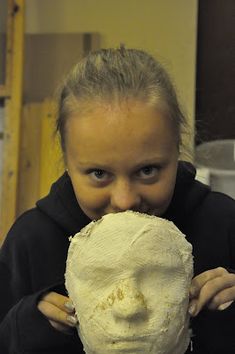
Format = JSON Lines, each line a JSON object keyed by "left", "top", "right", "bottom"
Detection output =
{"left": 189, "top": 267, "right": 235, "bottom": 317}
{"left": 38, "top": 291, "right": 78, "bottom": 334}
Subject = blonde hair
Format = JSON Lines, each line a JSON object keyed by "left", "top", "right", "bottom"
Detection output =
{"left": 56, "top": 46, "right": 187, "bottom": 152}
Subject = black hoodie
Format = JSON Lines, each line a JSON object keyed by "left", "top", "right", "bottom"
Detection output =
{"left": 0, "top": 161, "right": 235, "bottom": 354}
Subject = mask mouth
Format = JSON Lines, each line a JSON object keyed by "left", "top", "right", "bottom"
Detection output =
{"left": 79, "top": 313, "right": 190, "bottom": 353}
{"left": 81, "top": 335, "right": 153, "bottom": 354}
{"left": 106, "top": 335, "right": 153, "bottom": 342}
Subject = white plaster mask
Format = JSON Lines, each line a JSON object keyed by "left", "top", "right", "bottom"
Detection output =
{"left": 65, "top": 211, "right": 193, "bottom": 354}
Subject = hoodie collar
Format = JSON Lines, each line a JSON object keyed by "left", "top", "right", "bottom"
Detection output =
{"left": 36, "top": 172, "right": 91, "bottom": 235}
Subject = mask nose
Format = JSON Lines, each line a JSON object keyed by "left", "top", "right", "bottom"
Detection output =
{"left": 110, "top": 179, "right": 141, "bottom": 212}
{"left": 112, "top": 279, "right": 147, "bottom": 320}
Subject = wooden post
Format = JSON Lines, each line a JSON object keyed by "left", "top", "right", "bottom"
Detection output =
{"left": 0, "top": 0, "right": 14, "bottom": 98}
{"left": 16, "top": 103, "right": 42, "bottom": 216}
{"left": 0, "top": 0, "right": 25, "bottom": 244}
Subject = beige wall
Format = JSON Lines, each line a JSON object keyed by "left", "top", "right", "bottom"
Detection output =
{"left": 25, "top": 0, "right": 198, "bottom": 149}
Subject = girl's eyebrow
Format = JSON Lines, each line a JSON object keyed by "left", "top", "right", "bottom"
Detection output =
{"left": 131, "top": 157, "right": 166, "bottom": 170}
{"left": 76, "top": 161, "right": 111, "bottom": 170}
{"left": 76, "top": 156, "right": 166, "bottom": 169}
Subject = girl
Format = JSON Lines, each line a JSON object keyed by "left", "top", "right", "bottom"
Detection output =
{"left": 1, "top": 47, "right": 235, "bottom": 354}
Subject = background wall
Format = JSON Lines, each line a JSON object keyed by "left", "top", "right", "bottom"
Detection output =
{"left": 25, "top": 0, "right": 198, "bottom": 146}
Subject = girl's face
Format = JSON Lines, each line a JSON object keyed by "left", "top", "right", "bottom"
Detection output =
{"left": 65, "top": 100, "right": 179, "bottom": 220}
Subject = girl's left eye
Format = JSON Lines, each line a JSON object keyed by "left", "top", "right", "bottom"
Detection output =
{"left": 137, "top": 166, "right": 159, "bottom": 179}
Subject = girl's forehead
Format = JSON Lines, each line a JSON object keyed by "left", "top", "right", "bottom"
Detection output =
{"left": 69, "top": 98, "right": 165, "bottom": 122}
{"left": 65, "top": 100, "right": 179, "bottom": 164}
{"left": 67, "top": 100, "right": 173, "bottom": 136}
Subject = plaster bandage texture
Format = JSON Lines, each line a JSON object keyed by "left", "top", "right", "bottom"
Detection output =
{"left": 65, "top": 211, "right": 193, "bottom": 354}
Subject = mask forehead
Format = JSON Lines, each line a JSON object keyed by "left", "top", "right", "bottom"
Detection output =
{"left": 69, "top": 212, "right": 191, "bottom": 271}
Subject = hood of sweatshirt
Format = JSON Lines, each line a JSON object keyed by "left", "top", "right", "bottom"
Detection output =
{"left": 163, "top": 161, "right": 211, "bottom": 226}
{"left": 36, "top": 161, "right": 211, "bottom": 235}
{"left": 36, "top": 172, "right": 91, "bottom": 235}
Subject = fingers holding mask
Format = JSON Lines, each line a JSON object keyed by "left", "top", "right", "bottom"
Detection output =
{"left": 189, "top": 267, "right": 235, "bottom": 316}
{"left": 38, "top": 291, "right": 78, "bottom": 334}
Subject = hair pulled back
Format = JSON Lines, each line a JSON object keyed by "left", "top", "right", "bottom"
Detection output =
{"left": 56, "top": 46, "right": 187, "bottom": 152}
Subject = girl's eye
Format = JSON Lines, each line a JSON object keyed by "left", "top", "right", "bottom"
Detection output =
{"left": 137, "top": 166, "right": 159, "bottom": 179}
{"left": 89, "top": 169, "right": 110, "bottom": 182}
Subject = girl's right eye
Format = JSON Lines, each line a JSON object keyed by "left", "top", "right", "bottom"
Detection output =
{"left": 88, "top": 169, "right": 111, "bottom": 183}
